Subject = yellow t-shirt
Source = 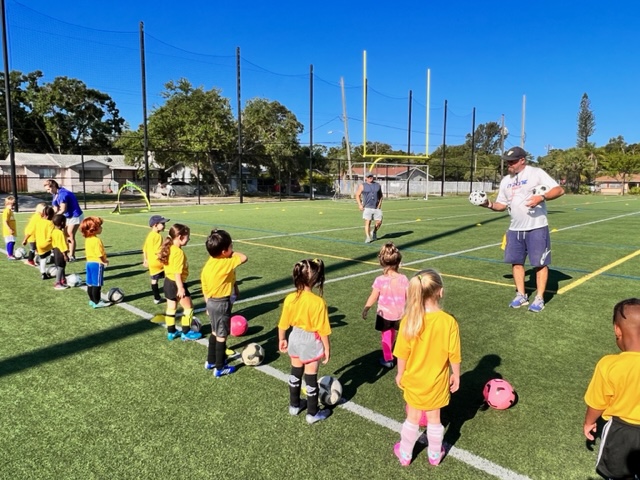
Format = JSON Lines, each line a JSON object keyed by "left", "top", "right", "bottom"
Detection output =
{"left": 85, "top": 236, "right": 106, "bottom": 263}
{"left": 2, "top": 206, "right": 16, "bottom": 236}
{"left": 584, "top": 351, "right": 640, "bottom": 424}
{"left": 24, "top": 213, "right": 40, "bottom": 242}
{"left": 394, "top": 310, "right": 461, "bottom": 411}
{"left": 35, "top": 218, "right": 54, "bottom": 255}
{"left": 52, "top": 229, "right": 68, "bottom": 253}
{"left": 200, "top": 254, "right": 243, "bottom": 299}
{"left": 164, "top": 245, "right": 188, "bottom": 282}
{"left": 143, "top": 230, "right": 164, "bottom": 275}
{"left": 277, "top": 290, "right": 331, "bottom": 337}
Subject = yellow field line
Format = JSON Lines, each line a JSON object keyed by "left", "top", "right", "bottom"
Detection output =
{"left": 557, "top": 248, "right": 640, "bottom": 295}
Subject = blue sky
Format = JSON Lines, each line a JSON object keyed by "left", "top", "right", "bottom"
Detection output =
{"left": 5, "top": 0, "right": 640, "bottom": 159}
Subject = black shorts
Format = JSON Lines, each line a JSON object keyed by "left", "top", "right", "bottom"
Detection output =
{"left": 163, "top": 278, "right": 191, "bottom": 302}
{"left": 375, "top": 314, "right": 400, "bottom": 332}
{"left": 597, "top": 417, "right": 640, "bottom": 479}
{"left": 150, "top": 271, "right": 165, "bottom": 282}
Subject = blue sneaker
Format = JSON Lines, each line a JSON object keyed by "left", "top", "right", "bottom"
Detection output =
{"left": 214, "top": 365, "right": 236, "bottom": 378}
{"left": 204, "top": 361, "right": 215, "bottom": 370}
{"left": 289, "top": 399, "right": 307, "bottom": 416}
{"left": 306, "top": 409, "right": 331, "bottom": 424}
{"left": 89, "top": 301, "right": 96, "bottom": 308}
{"left": 181, "top": 330, "right": 202, "bottom": 341}
{"left": 167, "top": 330, "right": 182, "bottom": 341}
{"left": 92, "top": 301, "right": 111, "bottom": 309}
{"left": 509, "top": 292, "right": 529, "bottom": 308}
{"left": 528, "top": 296, "right": 545, "bottom": 312}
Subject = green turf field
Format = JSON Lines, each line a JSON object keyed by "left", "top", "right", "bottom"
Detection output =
{"left": 2, "top": 194, "right": 638, "bottom": 479}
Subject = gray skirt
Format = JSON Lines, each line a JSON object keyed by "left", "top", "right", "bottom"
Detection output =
{"left": 288, "top": 327, "right": 324, "bottom": 364}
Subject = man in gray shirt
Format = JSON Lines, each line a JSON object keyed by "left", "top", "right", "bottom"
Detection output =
{"left": 355, "top": 173, "right": 383, "bottom": 243}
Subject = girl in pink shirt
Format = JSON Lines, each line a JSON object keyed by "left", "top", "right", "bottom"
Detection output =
{"left": 362, "top": 242, "right": 409, "bottom": 368}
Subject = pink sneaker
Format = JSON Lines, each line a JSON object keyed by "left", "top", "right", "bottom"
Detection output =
{"left": 428, "top": 446, "right": 446, "bottom": 466}
{"left": 394, "top": 443, "right": 411, "bottom": 466}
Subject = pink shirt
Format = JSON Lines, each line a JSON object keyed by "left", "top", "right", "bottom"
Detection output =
{"left": 372, "top": 273, "right": 409, "bottom": 321}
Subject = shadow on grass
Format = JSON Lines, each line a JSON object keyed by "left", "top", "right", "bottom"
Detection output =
{"left": 379, "top": 230, "right": 413, "bottom": 240}
{"left": 333, "top": 350, "right": 391, "bottom": 401}
{"left": 0, "top": 319, "right": 156, "bottom": 378}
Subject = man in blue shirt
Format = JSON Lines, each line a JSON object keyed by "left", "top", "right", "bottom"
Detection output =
{"left": 44, "top": 179, "right": 84, "bottom": 261}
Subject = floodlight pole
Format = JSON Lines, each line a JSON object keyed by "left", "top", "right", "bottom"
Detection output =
{"left": 1, "top": 0, "right": 18, "bottom": 211}
{"left": 236, "top": 47, "right": 243, "bottom": 203}
{"left": 80, "top": 141, "right": 87, "bottom": 210}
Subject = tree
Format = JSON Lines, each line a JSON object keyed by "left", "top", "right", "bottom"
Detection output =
{"left": 600, "top": 151, "right": 640, "bottom": 195}
{"left": 577, "top": 93, "right": 595, "bottom": 148}
{"left": 465, "top": 121, "right": 504, "bottom": 155}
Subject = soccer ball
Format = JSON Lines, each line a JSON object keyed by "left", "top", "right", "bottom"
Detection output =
{"left": 230, "top": 314, "right": 248, "bottom": 336}
{"left": 483, "top": 378, "right": 516, "bottom": 410}
{"left": 532, "top": 184, "right": 549, "bottom": 197}
{"left": 191, "top": 316, "right": 202, "bottom": 332}
{"left": 469, "top": 190, "right": 488, "bottom": 206}
{"left": 319, "top": 375, "right": 343, "bottom": 406}
{"left": 241, "top": 342, "right": 265, "bottom": 366}
{"left": 14, "top": 247, "right": 26, "bottom": 259}
{"left": 66, "top": 273, "right": 83, "bottom": 287}
{"left": 106, "top": 287, "right": 125, "bottom": 303}
{"left": 46, "top": 265, "right": 58, "bottom": 278}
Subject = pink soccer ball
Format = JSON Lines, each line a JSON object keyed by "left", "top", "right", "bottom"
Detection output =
{"left": 230, "top": 315, "right": 248, "bottom": 337}
{"left": 483, "top": 379, "right": 516, "bottom": 410}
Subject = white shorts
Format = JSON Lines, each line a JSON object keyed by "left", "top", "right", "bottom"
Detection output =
{"left": 363, "top": 208, "right": 383, "bottom": 221}
{"left": 66, "top": 214, "right": 84, "bottom": 226}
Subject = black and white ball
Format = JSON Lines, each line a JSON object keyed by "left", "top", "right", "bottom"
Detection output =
{"left": 66, "top": 273, "right": 83, "bottom": 287}
{"left": 106, "top": 287, "right": 125, "bottom": 303}
{"left": 46, "top": 265, "right": 58, "bottom": 278}
{"left": 14, "top": 247, "right": 26, "bottom": 259}
{"left": 469, "top": 190, "right": 488, "bottom": 206}
{"left": 241, "top": 342, "right": 265, "bottom": 366}
{"left": 318, "top": 375, "right": 343, "bottom": 406}
{"left": 532, "top": 185, "right": 549, "bottom": 197}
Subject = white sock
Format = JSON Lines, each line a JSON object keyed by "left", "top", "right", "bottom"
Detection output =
{"left": 400, "top": 420, "right": 420, "bottom": 457}
{"left": 427, "top": 423, "right": 445, "bottom": 458}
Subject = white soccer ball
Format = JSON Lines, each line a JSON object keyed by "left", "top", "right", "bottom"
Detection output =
{"left": 469, "top": 190, "right": 488, "bottom": 206}
{"left": 241, "top": 342, "right": 265, "bottom": 366}
{"left": 532, "top": 185, "right": 549, "bottom": 197}
{"left": 319, "top": 375, "right": 343, "bottom": 406}
{"left": 106, "top": 287, "right": 125, "bottom": 303}
{"left": 66, "top": 273, "right": 83, "bottom": 287}
{"left": 14, "top": 247, "right": 26, "bottom": 259}
{"left": 47, "top": 265, "right": 58, "bottom": 278}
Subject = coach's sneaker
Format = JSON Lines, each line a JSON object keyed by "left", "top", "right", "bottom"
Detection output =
{"left": 289, "top": 399, "right": 307, "bottom": 416}
{"left": 509, "top": 292, "right": 529, "bottom": 308}
{"left": 306, "top": 409, "right": 331, "bottom": 424}
{"left": 167, "top": 330, "right": 182, "bottom": 341}
{"left": 214, "top": 365, "right": 236, "bottom": 378}
{"left": 365, "top": 236, "right": 372, "bottom": 244}
{"left": 181, "top": 330, "right": 202, "bottom": 341}
{"left": 394, "top": 443, "right": 411, "bottom": 466}
{"left": 371, "top": 230, "right": 377, "bottom": 241}
{"left": 528, "top": 296, "right": 545, "bottom": 313}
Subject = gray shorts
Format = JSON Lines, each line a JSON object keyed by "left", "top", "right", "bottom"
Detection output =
{"left": 206, "top": 297, "right": 232, "bottom": 337}
{"left": 363, "top": 208, "right": 383, "bottom": 221}
{"left": 288, "top": 327, "right": 324, "bottom": 364}
{"left": 504, "top": 227, "right": 551, "bottom": 267}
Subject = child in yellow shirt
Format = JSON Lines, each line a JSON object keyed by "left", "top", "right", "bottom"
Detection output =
{"left": 2, "top": 195, "right": 17, "bottom": 260}
{"left": 142, "top": 215, "right": 169, "bottom": 304}
{"left": 21, "top": 202, "right": 46, "bottom": 266}
{"left": 51, "top": 214, "right": 70, "bottom": 290}
{"left": 80, "top": 216, "right": 109, "bottom": 308}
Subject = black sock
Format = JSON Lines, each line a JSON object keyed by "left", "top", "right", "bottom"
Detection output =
{"left": 304, "top": 374, "right": 319, "bottom": 416}
{"left": 215, "top": 340, "right": 227, "bottom": 370}
{"left": 95, "top": 287, "right": 102, "bottom": 303}
{"left": 289, "top": 366, "right": 304, "bottom": 407}
{"left": 151, "top": 283, "right": 161, "bottom": 300}
{"left": 207, "top": 336, "right": 216, "bottom": 365}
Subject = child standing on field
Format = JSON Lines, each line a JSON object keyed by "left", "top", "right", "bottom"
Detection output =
{"left": 2, "top": 195, "right": 17, "bottom": 260}
{"left": 362, "top": 242, "right": 409, "bottom": 368}
{"left": 393, "top": 269, "right": 461, "bottom": 467}
{"left": 583, "top": 298, "right": 640, "bottom": 480}
{"left": 80, "top": 216, "right": 110, "bottom": 308}
{"left": 201, "top": 229, "right": 248, "bottom": 377}
{"left": 278, "top": 258, "right": 332, "bottom": 425}
{"left": 22, "top": 202, "right": 46, "bottom": 266}
{"left": 158, "top": 223, "right": 202, "bottom": 341}
{"left": 35, "top": 206, "right": 55, "bottom": 279}
{"left": 143, "top": 215, "right": 169, "bottom": 304}
{"left": 51, "top": 214, "right": 69, "bottom": 290}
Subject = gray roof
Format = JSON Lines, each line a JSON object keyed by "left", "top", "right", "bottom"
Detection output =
{"left": 0, "top": 152, "right": 158, "bottom": 170}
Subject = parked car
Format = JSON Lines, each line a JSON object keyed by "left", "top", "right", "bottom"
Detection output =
{"left": 155, "top": 180, "right": 202, "bottom": 197}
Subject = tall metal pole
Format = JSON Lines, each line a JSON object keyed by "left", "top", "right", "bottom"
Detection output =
{"left": 521, "top": 94, "right": 526, "bottom": 148}
{"left": 236, "top": 47, "right": 243, "bottom": 203}
{"left": 469, "top": 107, "right": 475, "bottom": 194}
{"left": 139, "top": 22, "right": 150, "bottom": 202}
{"left": 339, "top": 77, "right": 352, "bottom": 186}
{"left": 309, "top": 64, "right": 313, "bottom": 200}
{"left": 1, "top": 0, "right": 17, "bottom": 211}
{"left": 500, "top": 114, "right": 505, "bottom": 177}
{"left": 440, "top": 100, "right": 447, "bottom": 197}
{"left": 80, "top": 143, "right": 87, "bottom": 210}
{"left": 406, "top": 90, "right": 412, "bottom": 196}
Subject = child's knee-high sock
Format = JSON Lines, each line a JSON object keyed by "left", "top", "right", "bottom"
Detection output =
{"left": 207, "top": 336, "right": 216, "bottom": 364}
{"left": 56, "top": 266, "right": 64, "bottom": 284}
{"left": 215, "top": 340, "right": 227, "bottom": 370}
{"left": 381, "top": 329, "right": 395, "bottom": 362}
{"left": 151, "top": 283, "right": 161, "bottom": 301}
{"left": 165, "top": 308, "right": 177, "bottom": 333}
{"left": 426, "top": 423, "right": 445, "bottom": 459}
{"left": 7, "top": 241, "right": 15, "bottom": 257}
{"left": 94, "top": 287, "right": 102, "bottom": 303}
{"left": 289, "top": 366, "right": 304, "bottom": 407}
{"left": 400, "top": 420, "right": 420, "bottom": 457}
{"left": 304, "top": 374, "right": 319, "bottom": 416}
{"left": 39, "top": 256, "right": 47, "bottom": 274}
{"left": 27, "top": 243, "right": 36, "bottom": 262}
{"left": 181, "top": 308, "right": 193, "bottom": 333}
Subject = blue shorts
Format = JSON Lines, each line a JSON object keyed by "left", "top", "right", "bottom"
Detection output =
{"left": 86, "top": 262, "right": 105, "bottom": 287}
{"left": 504, "top": 227, "right": 551, "bottom": 267}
